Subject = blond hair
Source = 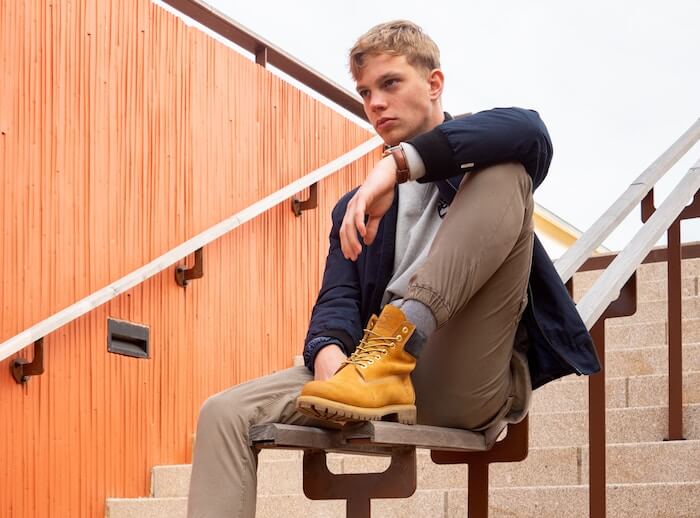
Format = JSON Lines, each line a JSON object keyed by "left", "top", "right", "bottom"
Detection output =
{"left": 349, "top": 20, "right": 441, "bottom": 80}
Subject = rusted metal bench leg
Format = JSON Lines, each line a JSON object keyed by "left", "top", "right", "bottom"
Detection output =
{"left": 432, "top": 417, "right": 529, "bottom": 518}
{"left": 302, "top": 447, "right": 416, "bottom": 518}
{"left": 346, "top": 499, "right": 371, "bottom": 518}
{"left": 467, "top": 461, "right": 489, "bottom": 517}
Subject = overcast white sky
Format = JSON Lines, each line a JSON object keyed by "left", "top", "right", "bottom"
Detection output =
{"left": 159, "top": 0, "right": 700, "bottom": 250}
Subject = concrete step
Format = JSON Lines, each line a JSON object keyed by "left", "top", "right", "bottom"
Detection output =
{"left": 530, "top": 403, "right": 700, "bottom": 448}
{"left": 108, "top": 481, "right": 700, "bottom": 518}
{"left": 530, "top": 370, "right": 700, "bottom": 413}
{"left": 149, "top": 439, "right": 700, "bottom": 500}
{"left": 601, "top": 342, "right": 699, "bottom": 377}
{"left": 105, "top": 497, "right": 186, "bottom": 518}
{"left": 247, "top": 482, "right": 700, "bottom": 518}
{"left": 573, "top": 257, "right": 700, "bottom": 286}
{"left": 574, "top": 273, "right": 699, "bottom": 303}
{"left": 149, "top": 449, "right": 304, "bottom": 498}
{"left": 602, "top": 317, "right": 700, "bottom": 350}
{"left": 572, "top": 256, "right": 700, "bottom": 292}
{"left": 449, "top": 481, "right": 700, "bottom": 517}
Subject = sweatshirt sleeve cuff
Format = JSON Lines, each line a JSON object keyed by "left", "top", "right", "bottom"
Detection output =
{"left": 400, "top": 142, "right": 426, "bottom": 181}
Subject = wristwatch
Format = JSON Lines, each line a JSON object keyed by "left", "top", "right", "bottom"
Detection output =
{"left": 387, "top": 145, "right": 410, "bottom": 184}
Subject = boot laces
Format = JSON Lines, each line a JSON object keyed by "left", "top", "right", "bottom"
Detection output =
{"left": 344, "top": 328, "right": 399, "bottom": 369}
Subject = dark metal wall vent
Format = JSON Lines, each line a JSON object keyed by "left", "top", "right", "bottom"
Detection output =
{"left": 108, "top": 318, "right": 150, "bottom": 359}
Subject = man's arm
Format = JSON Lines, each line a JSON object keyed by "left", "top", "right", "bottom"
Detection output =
{"left": 339, "top": 107, "right": 553, "bottom": 261}
{"left": 407, "top": 107, "right": 553, "bottom": 189}
{"left": 303, "top": 192, "right": 365, "bottom": 375}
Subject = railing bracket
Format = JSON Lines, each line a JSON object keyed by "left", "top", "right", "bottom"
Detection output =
{"left": 11, "top": 338, "right": 44, "bottom": 384}
{"left": 292, "top": 183, "right": 318, "bottom": 217}
{"left": 176, "top": 247, "right": 204, "bottom": 288}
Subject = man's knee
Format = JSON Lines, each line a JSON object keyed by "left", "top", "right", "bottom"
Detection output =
{"left": 197, "top": 389, "right": 249, "bottom": 435}
{"left": 458, "top": 161, "right": 532, "bottom": 197}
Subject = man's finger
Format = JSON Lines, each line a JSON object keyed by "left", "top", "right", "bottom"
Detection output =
{"left": 340, "top": 212, "right": 361, "bottom": 260}
{"left": 352, "top": 198, "right": 367, "bottom": 238}
{"left": 364, "top": 216, "right": 381, "bottom": 246}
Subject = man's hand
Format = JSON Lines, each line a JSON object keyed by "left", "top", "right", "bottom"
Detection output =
{"left": 313, "top": 344, "right": 347, "bottom": 381}
{"left": 340, "top": 156, "right": 397, "bottom": 261}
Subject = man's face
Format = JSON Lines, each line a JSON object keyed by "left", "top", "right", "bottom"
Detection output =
{"left": 355, "top": 53, "right": 443, "bottom": 146}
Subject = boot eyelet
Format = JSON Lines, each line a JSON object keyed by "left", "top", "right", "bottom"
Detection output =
{"left": 402, "top": 327, "right": 409, "bottom": 333}
{"left": 396, "top": 335, "right": 403, "bottom": 341}
{"left": 367, "top": 359, "right": 374, "bottom": 365}
{"left": 360, "top": 364, "right": 367, "bottom": 369}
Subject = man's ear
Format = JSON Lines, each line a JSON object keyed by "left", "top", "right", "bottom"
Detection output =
{"left": 427, "top": 69, "right": 445, "bottom": 100}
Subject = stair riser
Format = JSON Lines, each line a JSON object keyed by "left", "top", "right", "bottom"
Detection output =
{"left": 574, "top": 275, "right": 699, "bottom": 303}
{"left": 531, "top": 372, "right": 700, "bottom": 413}
{"left": 573, "top": 259, "right": 700, "bottom": 286}
{"left": 105, "top": 498, "right": 187, "bottom": 518}
{"left": 530, "top": 405, "right": 700, "bottom": 448}
{"left": 449, "top": 483, "right": 700, "bottom": 518}
{"left": 605, "top": 343, "right": 700, "bottom": 377}
{"left": 602, "top": 318, "right": 700, "bottom": 350}
{"left": 151, "top": 440, "right": 700, "bottom": 499}
{"left": 109, "top": 482, "right": 700, "bottom": 518}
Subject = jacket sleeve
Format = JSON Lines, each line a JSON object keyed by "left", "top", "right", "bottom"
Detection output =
{"left": 407, "top": 107, "right": 553, "bottom": 190}
{"left": 303, "top": 193, "right": 365, "bottom": 372}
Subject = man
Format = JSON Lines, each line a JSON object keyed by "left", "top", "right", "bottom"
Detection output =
{"left": 187, "top": 20, "right": 599, "bottom": 518}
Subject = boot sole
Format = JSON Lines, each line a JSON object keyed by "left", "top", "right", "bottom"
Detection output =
{"left": 296, "top": 395, "right": 416, "bottom": 425}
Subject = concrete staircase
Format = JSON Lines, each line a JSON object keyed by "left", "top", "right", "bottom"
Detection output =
{"left": 106, "top": 258, "right": 700, "bottom": 517}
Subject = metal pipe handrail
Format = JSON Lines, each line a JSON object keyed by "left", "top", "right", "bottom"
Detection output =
{"left": 157, "top": 0, "right": 367, "bottom": 121}
{"left": 576, "top": 158, "right": 700, "bottom": 329}
{"left": 555, "top": 118, "right": 700, "bottom": 282}
{"left": 0, "top": 135, "right": 383, "bottom": 363}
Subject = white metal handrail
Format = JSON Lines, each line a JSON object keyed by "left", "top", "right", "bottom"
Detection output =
{"left": 555, "top": 118, "right": 700, "bottom": 282}
{"left": 0, "top": 135, "right": 383, "bottom": 363}
{"left": 576, "top": 157, "right": 700, "bottom": 328}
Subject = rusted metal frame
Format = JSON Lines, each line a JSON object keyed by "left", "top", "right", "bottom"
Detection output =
{"left": 302, "top": 446, "right": 416, "bottom": 518}
{"left": 159, "top": 0, "right": 367, "bottom": 121}
{"left": 11, "top": 338, "right": 45, "bottom": 384}
{"left": 175, "top": 247, "right": 204, "bottom": 287}
{"left": 641, "top": 188, "right": 699, "bottom": 440}
{"left": 292, "top": 183, "right": 318, "bottom": 216}
{"left": 584, "top": 273, "right": 637, "bottom": 518}
{"left": 255, "top": 45, "right": 267, "bottom": 67}
{"left": 430, "top": 417, "right": 529, "bottom": 517}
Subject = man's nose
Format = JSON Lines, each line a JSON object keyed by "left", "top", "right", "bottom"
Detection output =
{"left": 369, "top": 92, "right": 388, "bottom": 112}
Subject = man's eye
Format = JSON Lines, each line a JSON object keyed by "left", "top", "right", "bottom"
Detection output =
{"left": 384, "top": 78, "right": 398, "bottom": 88}
{"left": 359, "top": 90, "right": 370, "bottom": 98}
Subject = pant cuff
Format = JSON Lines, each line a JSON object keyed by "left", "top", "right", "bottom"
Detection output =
{"left": 406, "top": 284, "right": 451, "bottom": 327}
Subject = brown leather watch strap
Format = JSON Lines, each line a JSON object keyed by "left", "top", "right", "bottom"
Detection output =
{"left": 388, "top": 145, "right": 410, "bottom": 184}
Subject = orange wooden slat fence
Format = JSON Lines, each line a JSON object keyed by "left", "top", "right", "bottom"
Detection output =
{"left": 0, "top": 1, "right": 377, "bottom": 516}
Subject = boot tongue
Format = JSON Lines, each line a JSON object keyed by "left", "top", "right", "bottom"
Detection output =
{"left": 371, "top": 305, "right": 407, "bottom": 337}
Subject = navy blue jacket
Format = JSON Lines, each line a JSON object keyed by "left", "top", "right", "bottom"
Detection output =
{"left": 303, "top": 107, "right": 600, "bottom": 389}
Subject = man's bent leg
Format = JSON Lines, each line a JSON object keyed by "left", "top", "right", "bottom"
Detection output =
{"left": 188, "top": 366, "right": 329, "bottom": 518}
{"left": 409, "top": 163, "right": 534, "bottom": 430}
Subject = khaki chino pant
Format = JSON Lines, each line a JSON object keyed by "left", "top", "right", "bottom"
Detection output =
{"left": 187, "top": 163, "right": 534, "bottom": 518}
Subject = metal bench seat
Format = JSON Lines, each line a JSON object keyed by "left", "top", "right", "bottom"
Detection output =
{"left": 250, "top": 418, "right": 528, "bottom": 518}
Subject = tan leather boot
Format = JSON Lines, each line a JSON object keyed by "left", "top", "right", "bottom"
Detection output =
{"left": 296, "top": 305, "right": 422, "bottom": 425}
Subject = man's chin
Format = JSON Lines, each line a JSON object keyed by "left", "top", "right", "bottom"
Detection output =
{"left": 377, "top": 130, "right": 402, "bottom": 147}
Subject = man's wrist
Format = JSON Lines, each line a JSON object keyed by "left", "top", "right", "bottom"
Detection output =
{"left": 387, "top": 145, "right": 410, "bottom": 183}
{"left": 384, "top": 143, "right": 426, "bottom": 183}
{"left": 304, "top": 336, "right": 345, "bottom": 372}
